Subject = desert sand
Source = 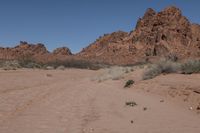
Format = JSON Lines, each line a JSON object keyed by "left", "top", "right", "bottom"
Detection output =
{"left": 0, "top": 68, "right": 200, "bottom": 133}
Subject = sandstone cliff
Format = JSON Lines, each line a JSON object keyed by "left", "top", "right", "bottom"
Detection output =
{"left": 78, "top": 6, "right": 200, "bottom": 64}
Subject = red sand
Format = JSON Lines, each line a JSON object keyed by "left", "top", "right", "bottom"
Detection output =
{"left": 0, "top": 69, "right": 199, "bottom": 133}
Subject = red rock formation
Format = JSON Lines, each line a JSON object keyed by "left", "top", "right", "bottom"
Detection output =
{"left": 78, "top": 6, "right": 200, "bottom": 64}
{"left": 77, "top": 31, "right": 130, "bottom": 64}
{"left": 0, "top": 42, "right": 72, "bottom": 62}
{"left": 1, "top": 6, "right": 200, "bottom": 65}
{"left": 53, "top": 47, "right": 72, "bottom": 56}
{"left": 0, "top": 42, "right": 48, "bottom": 60}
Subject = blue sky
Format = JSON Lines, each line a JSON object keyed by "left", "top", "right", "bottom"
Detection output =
{"left": 0, "top": 0, "right": 200, "bottom": 53}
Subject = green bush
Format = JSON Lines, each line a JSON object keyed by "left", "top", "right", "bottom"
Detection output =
{"left": 124, "top": 80, "right": 134, "bottom": 88}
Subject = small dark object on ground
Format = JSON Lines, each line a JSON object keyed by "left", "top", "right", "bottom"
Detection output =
{"left": 197, "top": 106, "right": 200, "bottom": 110}
{"left": 143, "top": 107, "right": 147, "bottom": 111}
{"left": 160, "top": 99, "right": 164, "bottom": 102}
{"left": 124, "top": 80, "right": 135, "bottom": 88}
{"left": 193, "top": 90, "right": 200, "bottom": 94}
{"left": 46, "top": 74, "right": 52, "bottom": 77}
{"left": 131, "top": 120, "right": 134, "bottom": 124}
{"left": 126, "top": 101, "right": 137, "bottom": 107}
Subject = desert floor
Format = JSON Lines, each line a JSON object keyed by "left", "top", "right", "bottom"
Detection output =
{"left": 0, "top": 68, "right": 200, "bottom": 133}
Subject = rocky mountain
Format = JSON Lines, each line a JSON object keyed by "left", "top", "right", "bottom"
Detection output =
{"left": 0, "top": 6, "right": 200, "bottom": 65}
{"left": 78, "top": 6, "right": 200, "bottom": 64}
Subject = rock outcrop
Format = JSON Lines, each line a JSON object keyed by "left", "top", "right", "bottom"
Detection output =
{"left": 53, "top": 47, "right": 72, "bottom": 56}
{"left": 129, "top": 6, "right": 200, "bottom": 58}
{"left": 77, "top": 31, "right": 129, "bottom": 64}
{"left": 78, "top": 6, "right": 200, "bottom": 64}
{"left": 0, "top": 41, "right": 49, "bottom": 60}
{"left": 0, "top": 41, "right": 72, "bottom": 62}
{"left": 1, "top": 6, "right": 200, "bottom": 65}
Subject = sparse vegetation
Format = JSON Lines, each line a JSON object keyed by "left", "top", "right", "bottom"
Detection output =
{"left": 45, "top": 59, "right": 105, "bottom": 70}
{"left": 166, "top": 53, "right": 178, "bottom": 62}
{"left": 0, "top": 59, "right": 21, "bottom": 70}
{"left": 18, "top": 55, "right": 42, "bottom": 68}
{"left": 181, "top": 59, "right": 200, "bottom": 74}
{"left": 143, "top": 59, "right": 181, "bottom": 80}
{"left": 0, "top": 56, "right": 108, "bottom": 70}
{"left": 143, "top": 59, "right": 200, "bottom": 80}
{"left": 124, "top": 80, "right": 134, "bottom": 88}
{"left": 0, "top": 58, "right": 108, "bottom": 70}
{"left": 92, "top": 66, "right": 134, "bottom": 82}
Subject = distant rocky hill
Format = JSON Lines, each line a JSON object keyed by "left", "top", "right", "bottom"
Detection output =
{"left": 0, "top": 41, "right": 72, "bottom": 62}
{"left": 77, "top": 6, "right": 200, "bottom": 64}
{"left": 0, "top": 6, "right": 200, "bottom": 65}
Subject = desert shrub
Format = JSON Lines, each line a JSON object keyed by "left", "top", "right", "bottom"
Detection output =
{"left": 181, "top": 59, "right": 200, "bottom": 74}
{"left": 0, "top": 60, "right": 20, "bottom": 70}
{"left": 17, "top": 55, "right": 43, "bottom": 68}
{"left": 125, "top": 101, "right": 137, "bottom": 107}
{"left": 107, "top": 66, "right": 133, "bottom": 80}
{"left": 143, "top": 65, "right": 161, "bottom": 80}
{"left": 166, "top": 53, "right": 178, "bottom": 62}
{"left": 143, "top": 59, "right": 181, "bottom": 80}
{"left": 124, "top": 80, "right": 134, "bottom": 88}
{"left": 46, "top": 59, "right": 105, "bottom": 70}
{"left": 157, "top": 60, "right": 181, "bottom": 73}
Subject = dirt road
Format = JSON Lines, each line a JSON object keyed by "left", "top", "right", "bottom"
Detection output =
{"left": 0, "top": 69, "right": 199, "bottom": 133}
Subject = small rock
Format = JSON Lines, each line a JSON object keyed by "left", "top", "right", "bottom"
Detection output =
{"left": 189, "top": 106, "right": 193, "bottom": 110}
{"left": 196, "top": 106, "right": 200, "bottom": 110}
{"left": 143, "top": 107, "right": 147, "bottom": 111}
{"left": 46, "top": 74, "right": 52, "bottom": 77}
{"left": 46, "top": 66, "right": 54, "bottom": 70}
{"left": 160, "top": 99, "right": 164, "bottom": 102}
{"left": 131, "top": 120, "right": 134, "bottom": 124}
{"left": 56, "top": 65, "right": 65, "bottom": 70}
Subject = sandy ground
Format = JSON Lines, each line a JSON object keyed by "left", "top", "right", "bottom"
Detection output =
{"left": 0, "top": 68, "right": 200, "bottom": 133}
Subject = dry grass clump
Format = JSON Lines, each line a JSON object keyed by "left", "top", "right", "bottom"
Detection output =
{"left": 143, "top": 59, "right": 200, "bottom": 80}
{"left": 0, "top": 60, "right": 21, "bottom": 70}
{"left": 93, "top": 66, "right": 134, "bottom": 82}
{"left": 143, "top": 59, "right": 181, "bottom": 80}
{"left": 17, "top": 55, "right": 43, "bottom": 68}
